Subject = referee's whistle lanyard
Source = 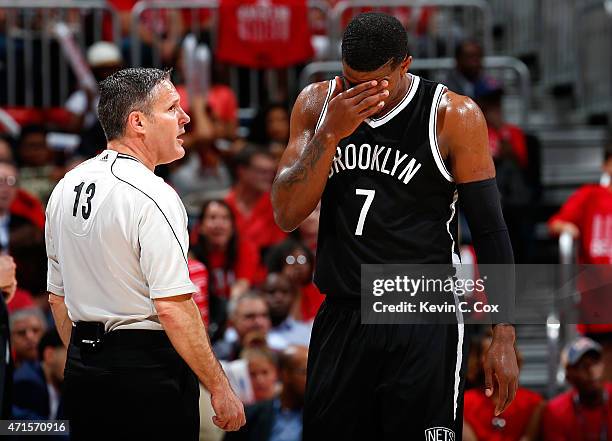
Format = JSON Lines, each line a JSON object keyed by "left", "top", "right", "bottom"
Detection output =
{"left": 572, "top": 389, "right": 609, "bottom": 441}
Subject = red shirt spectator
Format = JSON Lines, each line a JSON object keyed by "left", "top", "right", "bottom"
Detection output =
{"left": 192, "top": 199, "right": 262, "bottom": 300}
{"left": 206, "top": 240, "right": 259, "bottom": 299}
{"left": 549, "top": 185, "right": 612, "bottom": 264}
{"left": 542, "top": 383, "right": 612, "bottom": 441}
{"left": 464, "top": 387, "right": 543, "bottom": 441}
{"left": 216, "top": 0, "right": 313, "bottom": 68}
{"left": 188, "top": 258, "right": 209, "bottom": 326}
{"left": 11, "top": 189, "right": 45, "bottom": 230}
{"left": 225, "top": 146, "right": 287, "bottom": 262}
{"left": 488, "top": 125, "right": 529, "bottom": 169}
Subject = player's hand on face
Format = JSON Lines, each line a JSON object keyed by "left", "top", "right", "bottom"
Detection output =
{"left": 483, "top": 327, "right": 519, "bottom": 416}
{"left": 210, "top": 383, "right": 246, "bottom": 431}
{"left": 320, "top": 76, "right": 389, "bottom": 140}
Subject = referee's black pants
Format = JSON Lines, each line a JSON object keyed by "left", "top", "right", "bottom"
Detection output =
{"left": 63, "top": 328, "right": 199, "bottom": 441}
{"left": 303, "top": 298, "right": 469, "bottom": 441}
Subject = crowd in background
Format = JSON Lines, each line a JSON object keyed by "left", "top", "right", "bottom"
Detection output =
{"left": 1, "top": 1, "right": 612, "bottom": 440}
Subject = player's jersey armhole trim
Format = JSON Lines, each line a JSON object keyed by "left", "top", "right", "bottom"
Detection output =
{"left": 109, "top": 156, "right": 189, "bottom": 268}
{"left": 314, "top": 79, "right": 335, "bottom": 133}
{"left": 429, "top": 84, "right": 454, "bottom": 182}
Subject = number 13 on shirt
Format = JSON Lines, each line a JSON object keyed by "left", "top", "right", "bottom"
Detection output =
{"left": 355, "top": 188, "right": 375, "bottom": 236}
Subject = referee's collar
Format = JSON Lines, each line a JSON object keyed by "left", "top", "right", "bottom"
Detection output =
{"left": 102, "top": 150, "right": 144, "bottom": 165}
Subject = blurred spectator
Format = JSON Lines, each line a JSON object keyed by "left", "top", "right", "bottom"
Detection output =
{"left": 0, "top": 254, "right": 17, "bottom": 419}
{"left": 192, "top": 199, "right": 260, "bottom": 301}
{"left": 445, "top": 40, "right": 492, "bottom": 99}
{"left": 542, "top": 337, "right": 612, "bottom": 441}
{"left": 261, "top": 273, "right": 311, "bottom": 348}
{"left": 65, "top": 42, "right": 123, "bottom": 134}
{"left": 243, "top": 347, "right": 280, "bottom": 403}
{"left": 16, "top": 125, "right": 62, "bottom": 205}
{"left": 213, "top": 292, "right": 284, "bottom": 361}
{"left": 266, "top": 239, "right": 323, "bottom": 322}
{"left": 9, "top": 307, "right": 46, "bottom": 368}
{"left": 187, "top": 254, "right": 209, "bottom": 327}
{"left": 549, "top": 148, "right": 612, "bottom": 379}
{"left": 463, "top": 331, "right": 544, "bottom": 441}
{"left": 0, "top": 160, "right": 47, "bottom": 296}
{"left": 247, "top": 103, "right": 290, "bottom": 162}
{"left": 225, "top": 146, "right": 287, "bottom": 264}
{"left": 169, "top": 90, "right": 236, "bottom": 210}
{"left": 12, "top": 329, "right": 66, "bottom": 420}
{"left": 476, "top": 80, "right": 532, "bottom": 263}
{"left": 225, "top": 345, "right": 308, "bottom": 441}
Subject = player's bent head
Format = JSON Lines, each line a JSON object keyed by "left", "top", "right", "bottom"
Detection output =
{"left": 341, "top": 12, "right": 409, "bottom": 74}
{"left": 97, "top": 67, "right": 172, "bottom": 142}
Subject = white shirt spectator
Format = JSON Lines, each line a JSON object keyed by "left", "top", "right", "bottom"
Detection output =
{"left": 268, "top": 317, "right": 311, "bottom": 348}
{"left": 45, "top": 149, "right": 196, "bottom": 332}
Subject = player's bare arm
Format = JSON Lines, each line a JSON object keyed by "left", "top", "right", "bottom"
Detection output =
{"left": 272, "top": 77, "right": 389, "bottom": 231}
{"left": 438, "top": 90, "right": 519, "bottom": 416}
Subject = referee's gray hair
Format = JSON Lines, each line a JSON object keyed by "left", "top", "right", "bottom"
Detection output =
{"left": 9, "top": 307, "right": 47, "bottom": 330}
{"left": 228, "top": 291, "right": 266, "bottom": 318}
{"left": 98, "top": 67, "right": 172, "bottom": 142}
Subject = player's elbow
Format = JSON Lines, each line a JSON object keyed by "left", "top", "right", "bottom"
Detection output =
{"left": 273, "top": 206, "right": 299, "bottom": 233}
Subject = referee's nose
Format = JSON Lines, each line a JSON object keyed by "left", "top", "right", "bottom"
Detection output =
{"left": 178, "top": 105, "right": 190, "bottom": 126}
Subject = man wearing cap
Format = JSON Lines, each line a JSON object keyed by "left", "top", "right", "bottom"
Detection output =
{"left": 65, "top": 41, "right": 123, "bottom": 134}
{"left": 542, "top": 337, "right": 612, "bottom": 441}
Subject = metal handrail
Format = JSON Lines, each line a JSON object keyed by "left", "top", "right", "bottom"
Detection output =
{"left": 299, "top": 56, "right": 531, "bottom": 125}
{"left": 0, "top": 1, "right": 119, "bottom": 107}
{"left": 329, "top": 0, "right": 494, "bottom": 58}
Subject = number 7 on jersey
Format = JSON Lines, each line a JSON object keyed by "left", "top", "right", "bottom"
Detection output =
{"left": 355, "top": 188, "right": 375, "bottom": 236}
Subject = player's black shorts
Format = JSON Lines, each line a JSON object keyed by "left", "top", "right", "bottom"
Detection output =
{"left": 303, "top": 297, "right": 468, "bottom": 441}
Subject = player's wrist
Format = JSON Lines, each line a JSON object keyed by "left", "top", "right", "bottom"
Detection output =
{"left": 492, "top": 323, "right": 515, "bottom": 344}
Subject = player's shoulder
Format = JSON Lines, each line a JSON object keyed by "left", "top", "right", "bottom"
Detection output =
{"left": 439, "top": 89, "right": 483, "bottom": 121}
{"left": 294, "top": 80, "right": 334, "bottom": 117}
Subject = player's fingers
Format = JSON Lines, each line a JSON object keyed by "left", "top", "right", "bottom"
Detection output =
{"left": 349, "top": 81, "right": 389, "bottom": 105}
{"left": 342, "top": 79, "right": 379, "bottom": 99}
{"left": 359, "top": 100, "right": 386, "bottom": 118}
{"left": 484, "top": 363, "right": 494, "bottom": 398}
{"left": 355, "top": 90, "right": 390, "bottom": 113}
{"left": 495, "top": 373, "right": 509, "bottom": 416}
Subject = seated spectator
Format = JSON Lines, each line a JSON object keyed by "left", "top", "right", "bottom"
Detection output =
{"left": 445, "top": 40, "right": 493, "bottom": 99}
{"left": 247, "top": 103, "right": 290, "bottom": 162}
{"left": 477, "top": 80, "right": 532, "bottom": 263}
{"left": 192, "top": 200, "right": 260, "bottom": 301}
{"left": 225, "top": 146, "right": 287, "bottom": 264}
{"left": 12, "top": 329, "right": 66, "bottom": 420}
{"left": 266, "top": 239, "right": 324, "bottom": 322}
{"left": 243, "top": 347, "right": 280, "bottom": 403}
{"left": 294, "top": 204, "right": 320, "bottom": 255}
{"left": 213, "top": 292, "right": 285, "bottom": 361}
{"left": 65, "top": 42, "right": 123, "bottom": 134}
{"left": 0, "top": 160, "right": 47, "bottom": 296}
{"left": 261, "top": 273, "right": 311, "bottom": 347}
{"left": 225, "top": 345, "right": 308, "bottom": 441}
{"left": 9, "top": 307, "right": 46, "bottom": 368}
{"left": 549, "top": 148, "right": 612, "bottom": 380}
{"left": 463, "top": 331, "right": 543, "bottom": 441}
{"left": 16, "top": 125, "right": 62, "bottom": 205}
{"left": 542, "top": 337, "right": 612, "bottom": 441}
{"left": 187, "top": 254, "right": 209, "bottom": 327}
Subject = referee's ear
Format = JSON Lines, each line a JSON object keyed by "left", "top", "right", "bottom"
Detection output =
{"left": 127, "top": 110, "right": 146, "bottom": 136}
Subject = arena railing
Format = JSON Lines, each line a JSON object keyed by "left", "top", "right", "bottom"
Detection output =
{"left": 329, "top": 0, "right": 493, "bottom": 59}
{"left": 129, "top": 0, "right": 331, "bottom": 121}
{"left": 488, "top": 0, "right": 541, "bottom": 57}
{"left": 575, "top": 0, "right": 612, "bottom": 117}
{"left": 299, "top": 56, "right": 531, "bottom": 127}
{"left": 0, "top": 0, "right": 119, "bottom": 107}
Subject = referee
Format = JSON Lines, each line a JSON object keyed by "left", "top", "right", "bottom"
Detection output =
{"left": 45, "top": 68, "right": 245, "bottom": 440}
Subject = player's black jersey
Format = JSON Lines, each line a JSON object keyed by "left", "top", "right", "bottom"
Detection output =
{"left": 313, "top": 75, "right": 459, "bottom": 299}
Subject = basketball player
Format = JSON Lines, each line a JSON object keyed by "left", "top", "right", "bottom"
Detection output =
{"left": 272, "top": 13, "right": 519, "bottom": 440}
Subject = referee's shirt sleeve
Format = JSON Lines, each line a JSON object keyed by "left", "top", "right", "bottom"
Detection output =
{"left": 45, "top": 181, "right": 64, "bottom": 296}
{"left": 138, "top": 189, "right": 196, "bottom": 299}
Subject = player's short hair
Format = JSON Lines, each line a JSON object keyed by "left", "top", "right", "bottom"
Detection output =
{"left": 341, "top": 12, "right": 409, "bottom": 72}
{"left": 98, "top": 67, "right": 171, "bottom": 142}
